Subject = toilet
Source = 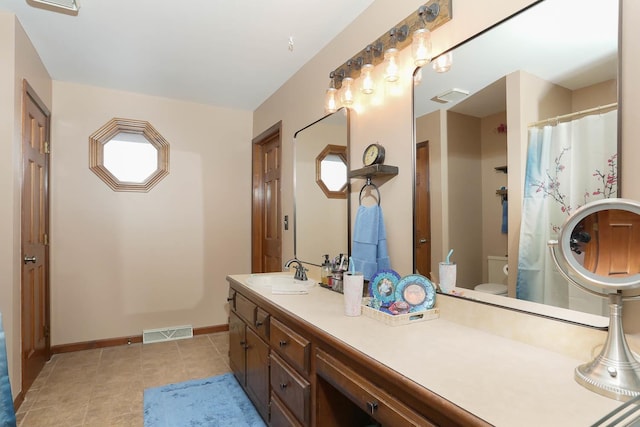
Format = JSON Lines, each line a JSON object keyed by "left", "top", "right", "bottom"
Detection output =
{"left": 474, "top": 256, "right": 508, "bottom": 296}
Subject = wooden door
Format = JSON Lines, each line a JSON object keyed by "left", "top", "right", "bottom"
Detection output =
{"left": 21, "top": 81, "right": 51, "bottom": 393}
{"left": 415, "top": 141, "right": 431, "bottom": 276}
{"left": 252, "top": 122, "right": 282, "bottom": 273}
{"left": 584, "top": 209, "right": 640, "bottom": 276}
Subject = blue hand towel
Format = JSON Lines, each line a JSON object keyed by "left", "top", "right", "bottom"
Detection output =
{"left": 501, "top": 199, "right": 508, "bottom": 234}
{"left": 352, "top": 205, "right": 391, "bottom": 281}
{"left": 0, "top": 313, "right": 16, "bottom": 427}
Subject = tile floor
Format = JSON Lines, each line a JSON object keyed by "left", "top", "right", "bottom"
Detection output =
{"left": 16, "top": 332, "right": 231, "bottom": 427}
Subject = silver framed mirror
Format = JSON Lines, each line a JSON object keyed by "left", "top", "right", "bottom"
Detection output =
{"left": 413, "top": 0, "right": 619, "bottom": 324}
{"left": 293, "top": 108, "right": 350, "bottom": 265}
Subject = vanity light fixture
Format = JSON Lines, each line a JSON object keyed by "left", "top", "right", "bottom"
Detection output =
{"left": 384, "top": 26, "right": 408, "bottom": 83}
{"left": 324, "top": 72, "right": 339, "bottom": 114}
{"left": 323, "top": 0, "right": 451, "bottom": 110}
{"left": 412, "top": 29, "right": 432, "bottom": 67}
{"left": 28, "top": 0, "right": 79, "bottom": 12}
{"left": 432, "top": 51, "right": 453, "bottom": 72}
{"left": 340, "top": 77, "right": 355, "bottom": 106}
{"left": 412, "top": 4, "right": 439, "bottom": 66}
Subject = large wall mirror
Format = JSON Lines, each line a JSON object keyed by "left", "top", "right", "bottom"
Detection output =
{"left": 294, "top": 108, "right": 350, "bottom": 265}
{"left": 413, "top": 0, "right": 619, "bottom": 321}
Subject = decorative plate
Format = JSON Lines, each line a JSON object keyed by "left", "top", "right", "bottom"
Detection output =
{"left": 394, "top": 274, "right": 436, "bottom": 312}
{"left": 368, "top": 269, "right": 401, "bottom": 305}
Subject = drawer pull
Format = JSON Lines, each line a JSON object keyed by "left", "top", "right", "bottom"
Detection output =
{"left": 239, "top": 340, "right": 246, "bottom": 346}
{"left": 226, "top": 297, "right": 234, "bottom": 302}
{"left": 279, "top": 382, "right": 288, "bottom": 390}
{"left": 279, "top": 340, "right": 289, "bottom": 347}
{"left": 366, "top": 401, "right": 378, "bottom": 414}
{"left": 255, "top": 320, "right": 263, "bottom": 327}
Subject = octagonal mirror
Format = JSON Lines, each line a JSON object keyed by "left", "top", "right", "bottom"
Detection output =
{"left": 89, "top": 118, "right": 169, "bottom": 192}
{"left": 315, "top": 144, "right": 347, "bottom": 199}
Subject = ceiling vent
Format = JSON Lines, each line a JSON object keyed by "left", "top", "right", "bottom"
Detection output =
{"left": 28, "top": 0, "right": 79, "bottom": 13}
{"left": 431, "top": 88, "right": 469, "bottom": 104}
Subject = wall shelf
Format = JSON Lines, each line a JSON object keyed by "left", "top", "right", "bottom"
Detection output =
{"left": 494, "top": 165, "right": 508, "bottom": 174}
{"left": 349, "top": 164, "right": 399, "bottom": 179}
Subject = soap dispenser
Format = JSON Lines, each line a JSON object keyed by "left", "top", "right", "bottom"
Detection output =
{"left": 321, "top": 254, "right": 331, "bottom": 286}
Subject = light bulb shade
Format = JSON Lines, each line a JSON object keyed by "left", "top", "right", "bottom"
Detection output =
{"left": 340, "top": 77, "right": 355, "bottom": 106}
{"left": 360, "top": 64, "right": 375, "bottom": 95}
{"left": 412, "top": 28, "right": 432, "bottom": 67}
{"left": 324, "top": 87, "right": 338, "bottom": 113}
{"left": 384, "top": 48, "right": 400, "bottom": 82}
{"left": 433, "top": 52, "right": 453, "bottom": 73}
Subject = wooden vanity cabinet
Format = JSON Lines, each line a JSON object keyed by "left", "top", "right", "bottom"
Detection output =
{"left": 228, "top": 293, "right": 270, "bottom": 422}
{"left": 227, "top": 278, "right": 488, "bottom": 427}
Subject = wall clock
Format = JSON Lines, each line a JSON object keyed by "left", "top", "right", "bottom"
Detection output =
{"left": 362, "top": 143, "right": 385, "bottom": 166}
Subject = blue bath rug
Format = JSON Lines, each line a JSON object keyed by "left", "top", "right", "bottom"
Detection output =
{"left": 143, "top": 373, "right": 266, "bottom": 426}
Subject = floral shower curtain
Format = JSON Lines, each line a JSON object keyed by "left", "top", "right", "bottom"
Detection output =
{"left": 517, "top": 109, "right": 617, "bottom": 312}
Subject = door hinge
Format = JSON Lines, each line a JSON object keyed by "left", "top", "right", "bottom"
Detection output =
{"left": 43, "top": 233, "right": 49, "bottom": 246}
{"left": 43, "top": 325, "right": 50, "bottom": 338}
{"left": 44, "top": 141, "right": 50, "bottom": 154}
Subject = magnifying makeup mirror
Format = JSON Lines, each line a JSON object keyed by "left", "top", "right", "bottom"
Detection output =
{"left": 549, "top": 198, "right": 640, "bottom": 401}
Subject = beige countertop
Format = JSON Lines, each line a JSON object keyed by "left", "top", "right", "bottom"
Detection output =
{"left": 228, "top": 273, "right": 623, "bottom": 426}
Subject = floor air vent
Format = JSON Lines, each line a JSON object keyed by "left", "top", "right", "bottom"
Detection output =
{"left": 143, "top": 325, "right": 193, "bottom": 344}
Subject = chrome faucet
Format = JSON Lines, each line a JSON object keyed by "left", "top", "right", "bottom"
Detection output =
{"left": 283, "top": 258, "right": 308, "bottom": 281}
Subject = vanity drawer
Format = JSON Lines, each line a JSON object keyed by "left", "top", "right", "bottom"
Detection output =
{"left": 316, "top": 349, "right": 435, "bottom": 427}
{"left": 254, "top": 307, "right": 270, "bottom": 340}
{"left": 270, "top": 353, "right": 310, "bottom": 426}
{"left": 270, "top": 318, "right": 310, "bottom": 374}
{"left": 235, "top": 292, "right": 256, "bottom": 324}
{"left": 270, "top": 392, "right": 303, "bottom": 427}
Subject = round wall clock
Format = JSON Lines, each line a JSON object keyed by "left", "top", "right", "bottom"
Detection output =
{"left": 362, "top": 143, "right": 385, "bottom": 166}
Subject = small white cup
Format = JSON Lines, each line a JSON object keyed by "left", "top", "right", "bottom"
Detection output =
{"left": 439, "top": 262, "right": 457, "bottom": 294}
{"left": 343, "top": 272, "right": 363, "bottom": 316}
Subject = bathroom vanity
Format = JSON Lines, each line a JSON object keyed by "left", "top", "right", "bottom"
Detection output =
{"left": 226, "top": 273, "right": 621, "bottom": 426}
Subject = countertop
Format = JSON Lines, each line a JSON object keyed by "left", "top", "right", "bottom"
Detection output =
{"left": 227, "top": 273, "right": 622, "bottom": 426}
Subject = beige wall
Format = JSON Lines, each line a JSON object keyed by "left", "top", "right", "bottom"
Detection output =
{"left": 50, "top": 81, "right": 252, "bottom": 345}
{"left": 480, "top": 111, "right": 509, "bottom": 278}
{"left": 0, "top": 13, "right": 52, "bottom": 399}
{"left": 447, "top": 111, "right": 482, "bottom": 288}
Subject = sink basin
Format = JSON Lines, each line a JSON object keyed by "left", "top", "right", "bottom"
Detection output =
{"left": 246, "top": 274, "right": 316, "bottom": 294}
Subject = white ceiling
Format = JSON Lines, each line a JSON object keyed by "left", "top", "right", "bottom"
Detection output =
{"left": 0, "top": 0, "right": 375, "bottom": 110}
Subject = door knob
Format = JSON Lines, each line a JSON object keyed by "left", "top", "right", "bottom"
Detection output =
{"left": 23, "top": 255, "right": 37, "bottom": 264}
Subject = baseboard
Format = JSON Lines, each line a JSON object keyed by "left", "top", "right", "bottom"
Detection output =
{"left": 13, "top": 390, "right": 24, "bottom": 412}
{"left": 50, "top": 323, "right": 229, "bottom": 354}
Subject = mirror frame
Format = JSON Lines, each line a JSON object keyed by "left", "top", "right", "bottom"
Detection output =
{"left": 411, "top": 0, "right": 621, "bottom": 327}
{"left": 293, "top": 108, "right": 351, "bottom": 265}
{"left": 89, "top": 118, "right": 170, "bottom": 192}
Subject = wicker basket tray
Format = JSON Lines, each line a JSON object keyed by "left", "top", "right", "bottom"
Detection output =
{"left": 361, "top": 299, "right": 439, "bottom": 326}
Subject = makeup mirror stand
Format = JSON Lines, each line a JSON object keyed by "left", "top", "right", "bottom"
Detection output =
{"left": 549, "top": 256, "right": 640, "bottom": 401}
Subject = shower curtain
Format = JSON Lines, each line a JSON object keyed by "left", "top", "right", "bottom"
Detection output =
{"left": 517, "top": 110, "right": 617, "bottom": 312}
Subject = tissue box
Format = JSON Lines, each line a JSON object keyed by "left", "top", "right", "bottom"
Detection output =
{"left": 361, "top": 298, "right": 439, "bottom": 326}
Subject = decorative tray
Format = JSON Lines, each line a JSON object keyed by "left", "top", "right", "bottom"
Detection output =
{"left": 361, "top": 297, "right": 439, "bottom": 326}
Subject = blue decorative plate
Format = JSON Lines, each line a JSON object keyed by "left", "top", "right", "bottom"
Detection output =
{"left": 395, "top": 274, "right": 436, "bottom": 312}
{"left": 368, "top": 269, "right": 401, "bottom": 305}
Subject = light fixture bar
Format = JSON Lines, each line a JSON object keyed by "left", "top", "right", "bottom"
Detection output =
{"left": 329, "top": 0, "right": 451, "bottom": 89}
{"left": 29, "top": 0, "right": 79, "bottom": 12}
